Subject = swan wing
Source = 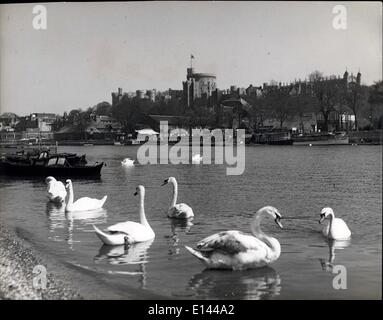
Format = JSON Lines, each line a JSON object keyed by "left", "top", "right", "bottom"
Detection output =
{"left": 330, "top": 218, "right": 351, "bottom": 239}
{"left": 196, "top": 230, "right": 267, "bottom": 255}
{"left": 168, "top": 203, "right": 194, "bottom": 218}
{"left": 107, "top": 221, "right": 147, "bottom": 234}
{"left": 72, "top": 197, "right": 105, "bottom": 210}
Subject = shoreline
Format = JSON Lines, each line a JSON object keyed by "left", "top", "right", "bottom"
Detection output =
{"left": 0, "top": 222, "right": 81, "bottom": 300}
{"left": 0, "top": 222, "right": 166, "bottom": 300}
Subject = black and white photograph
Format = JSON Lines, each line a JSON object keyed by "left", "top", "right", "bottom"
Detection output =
{"left": 0, "top": 0, "right": 381, "bottom": 308}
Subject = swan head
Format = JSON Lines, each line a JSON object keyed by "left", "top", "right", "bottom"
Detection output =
{"left": 257, "top": 206, "right": 283, "bottom": 229}
{"left": 161, "top": 176, "right": 176, "bottom": 186}
{"left": 134, "top": 185, "right": 145, "bottom": 196}
{"left": 65, "top": 179, "right": 73, "bottom": 190}
{"left": 45, "top": 176, "right": 56, "bottom": 184}
{"left": 319, "top": 207, "right": 334, "bottom": 224}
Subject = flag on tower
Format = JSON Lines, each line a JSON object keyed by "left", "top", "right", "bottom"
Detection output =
{"left": 191, "top": 54, "right": 194, "bottom": 59}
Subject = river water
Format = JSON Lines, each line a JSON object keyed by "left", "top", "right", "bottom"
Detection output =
{"left": 0, "top": 145, "right": 381, "bottom": 299}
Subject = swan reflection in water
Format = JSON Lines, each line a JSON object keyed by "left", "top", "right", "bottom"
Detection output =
{"left": 94, "top": 239, "right": 154, "bottom": 289}
{"left": 319, "top": 239, "right": 351, "bottom": 272}
{"left": 188, "top": 266, "right": 281, "bottom": 300}
{"left": 46, "top": 201, "right": 107, "bottom": 249}
{"left": 166, "top": 219, "right": 194, "bottom": 256}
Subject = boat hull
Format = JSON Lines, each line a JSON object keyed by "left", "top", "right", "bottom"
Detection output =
{"left": 293, "top": 136, "right": 349, "bottom": 146}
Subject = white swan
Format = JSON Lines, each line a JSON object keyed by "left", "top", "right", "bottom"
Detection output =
{"left": 45, "top": 176, "right": 67, "bottom": 203}
{"left": 65, "top": 179, "right": 107, "bottom": 213}
{"left": 121, "top": 158, "right": 135, "bottom": 167}
{"left": 185, "top": 206, "right": 283, "bottom": 270}
{"left": 192, "top": 154, "right": 203, "bottom": 164}
{"left": 162, "top": 177, "right": 194, "bottom": 219}
{"left": 93, "top": 185, "right": 155, "bottom": 245}
{"left": 319, "top": 207, "right": 351, "bottom": 240}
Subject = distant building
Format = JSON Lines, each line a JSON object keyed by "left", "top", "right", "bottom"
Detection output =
{"left": 146, "top": 89, "right": 156, "bottom": 102}
{"left": 258, "top": 70, "right": 361, "bottom": 131}
{"left": 30, "top": 113, "right": 57, "bottom": 132}
{"left": 183, "top": 67, "right": 217, "bottom": 107}
{"left": 261, "top": 70, "right": 361, "bottom": 97}
{"left": 0, "top": 112, "right": 19, "bottom": 131}
{"left": 246, "top": 85, "right": 263, "bottom": 98}
{"left": 111, "top": 87, "right": 124, "bottom": 106}
{"left": 86, "top": 115, "right": 122, "bottom": 136}
{"left": 136, "top": 90, "right": 144, "bottom": 99}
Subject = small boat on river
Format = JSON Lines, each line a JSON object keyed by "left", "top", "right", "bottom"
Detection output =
{"left": 0, "top": 150, "right": 104, "bottom": 178}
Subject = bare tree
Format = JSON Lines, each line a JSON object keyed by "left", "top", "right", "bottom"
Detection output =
{"left": 367, "top": 81, "right": 383, "bottom": 129}
{"left": 308, "top": 70, "right": 323, "bottom": 82}
{"left": 345, "top": 84, "right": 368, "bottom": 131}
{"left": 266, "top": 90, "right": 292, "bottom": 129}
{"left": 309, "top": 71, "right": 342, "bottom": 132}
{"left": 291, "top": 93, "right": 314, "bottom": 133}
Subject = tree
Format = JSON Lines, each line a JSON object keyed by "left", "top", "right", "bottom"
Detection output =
{"left": 94, "top": 101, "right": 112, "bottom": 116}
{"left": 308, "top": 70, "right": 323, "bottom": 82}
{"left": 68, "top": 109, "right": 81, "bottom": 125}
{"left": 291, "top": 93, "right": 315, "bottom": 133}
{"left": 367, "top": 81, "right": 383, "bottom": 129}
{"left": 189, "top": 97, "right": 215, "bottom": 128}
{"left": 266, "top": 90, "right": 292, "bottom": 129}
{"left": 345, "top": 84, "right": 368, "bottom": 131}
{"left": 309, "top": 71, "right": 342, "bottom": 132}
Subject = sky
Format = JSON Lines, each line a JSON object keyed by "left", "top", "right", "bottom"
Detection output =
{"left": 0, "top": 1, "right": 381, "bottom": 115}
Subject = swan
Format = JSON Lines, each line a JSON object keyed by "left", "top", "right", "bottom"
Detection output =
{"left": 192, "top": 154, "right": 203, "bottom": 163}
{"left": 65, "top": 179, "right": 107, "bottom": 212}
{"left": 121, "top": 158, "right": 135, "bottom": 166}
{"left": 185, "top": 206, "right": 283, "bottom": 270}
{"left": 93, "top": 185, "right": 155, "bottom": 245}
{"left": 45, "top": 176, "right": 67, "bottom": 203}
{"left": 161, "top": 177, "right": 194, "bottom": 219}
{"left": 319, "top": 207, "right": 351, "bottom": 240}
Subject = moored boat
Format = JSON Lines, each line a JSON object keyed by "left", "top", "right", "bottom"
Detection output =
{"left": 0, "top": 150, "right": 104, "bottom": 178}
{"left": 252, "top": 131, "right": 293, "bottom": 145}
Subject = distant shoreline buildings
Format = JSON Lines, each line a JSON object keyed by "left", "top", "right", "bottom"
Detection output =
{"left": 1, "top": 57, "right": 382, "bottom": 144}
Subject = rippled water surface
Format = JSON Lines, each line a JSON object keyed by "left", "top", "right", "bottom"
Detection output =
{"left": 0, "top": 145, "right": 381, "bottom": 299}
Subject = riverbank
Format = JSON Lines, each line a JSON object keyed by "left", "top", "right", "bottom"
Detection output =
{"left": 0, "top": 223, "right": 81, "bottom": 300}
{"left": 349, "top": 130, "right": 383, "bottom": 144}
{"left": 0, "top": 222, "right": 166, "bottom": 300}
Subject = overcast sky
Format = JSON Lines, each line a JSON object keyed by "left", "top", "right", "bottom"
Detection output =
{"left": 0, "top": 1, "right": 381, "bottom": 115}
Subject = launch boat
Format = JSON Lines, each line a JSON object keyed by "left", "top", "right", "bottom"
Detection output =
{"left": 0, "top": 150, "right": 104, "bottom": 178}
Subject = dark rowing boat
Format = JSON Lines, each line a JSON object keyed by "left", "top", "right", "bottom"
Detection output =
{"left": 0, "top": 150, "right": 104, "bottom": 178}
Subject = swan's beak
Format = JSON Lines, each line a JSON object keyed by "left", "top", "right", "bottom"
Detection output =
{"left": 319, "top": 214, "right": 325, "bottom": 224}
{"left": 161, "top": 180, "right": 168, "bottom": 186}
{"left": 275, "top": 217, "right": 283, "bottom": 229}
{"left": 134, "top": 191, "right": 138, "bottom": 196}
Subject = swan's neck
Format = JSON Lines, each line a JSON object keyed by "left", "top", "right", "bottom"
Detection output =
{"left": 328, "top": 212, "right": 335, "bottom": 233}
{"left": 139, "top": 191, "right": 150, "bottom": 228}
{"left": 251, "top": 212, "right": 281, "bottom": 260}
{"left": 67, "top": 185, "right": 74, "bottom": 206}
{"left": 170, "top": 180, "right": 178, "bottom": 208}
